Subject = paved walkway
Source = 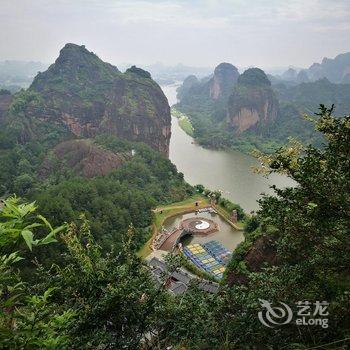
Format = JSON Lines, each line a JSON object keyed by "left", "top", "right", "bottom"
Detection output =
{"left": 152, "top": 201, "right": 209, "bottom": 213}
{"left": 158, "top": 228, "right": 182, "bottom": 251}
{"left": 145, "top": 250, "right": 169, "bottom": 263}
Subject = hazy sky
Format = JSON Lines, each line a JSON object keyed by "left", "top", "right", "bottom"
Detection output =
{"left": 1, "top": 0, "right": 349, "bottom": 68}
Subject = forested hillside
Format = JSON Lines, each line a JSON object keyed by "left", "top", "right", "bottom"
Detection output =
{"left": 176, "top": 64, "right": 350, "bottom": 153}
{"left": 1, "top": 107, "right": 349, "bottom": 349}
{"left": 0, "top": 44, "right": 192, "bottom": 254}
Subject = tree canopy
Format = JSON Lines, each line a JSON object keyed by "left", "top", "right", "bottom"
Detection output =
{"left": 0, "top": 106, "right": 349, "bottom": 349}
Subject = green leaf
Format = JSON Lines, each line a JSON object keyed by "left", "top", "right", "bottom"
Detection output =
{"left": 43, "top": 287, "right": 57, "bottom": 301}
{"left": 21, "top": 230, "right": 34, "bottom": 251}
{"left": 50, "top": 224, "right": 67, "bottom": 236}
{"left": 39, "top": 233, "right": 57, "bottom": 246}
{"left": 37, "top": 214, "right": 53, "bottom": 231}
{"left": 23, "top": 222, "right": 42, "bottom": 230}
{"left": 39, "top": 224, "right": 66, "bottom": 245}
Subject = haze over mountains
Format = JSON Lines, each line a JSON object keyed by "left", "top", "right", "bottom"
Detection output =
{"left": 2, "top": 47, "right": 350, "bottom": 158}
{"left": 2, "top": 51, "right": 350, "bottom": 91}
{"left": 175, "top": 52, "right": 350, "bottom": 153}
{"left": 0, "top": 60, "right": 48, "bottom": 92}
{"left": 276, "top": 52, "right": 350, "bottom": 84}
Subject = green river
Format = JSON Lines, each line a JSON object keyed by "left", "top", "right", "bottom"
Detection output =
{"left": 163, "top": 83, "right": 295, "bottom": 212}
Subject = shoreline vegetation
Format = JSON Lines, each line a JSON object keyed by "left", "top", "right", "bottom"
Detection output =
{"left": 171, "top": 99, "right": 282, "bottom": 156}
{"left": 171, "top": 107, "right": 194, "bottom": 137}
{"left": 171, "top": 105, "right": 274, "bottom": 155}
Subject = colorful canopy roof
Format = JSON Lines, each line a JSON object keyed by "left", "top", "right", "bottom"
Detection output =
{"left": 183, "top": 241, "right": 232, "bottom": 280}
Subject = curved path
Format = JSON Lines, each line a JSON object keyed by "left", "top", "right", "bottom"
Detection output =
{"left": 153, "top": 200, "right": 209, "bottom": 213}
{"left": 158, "top": 229, "right": 182, "bottom": 251}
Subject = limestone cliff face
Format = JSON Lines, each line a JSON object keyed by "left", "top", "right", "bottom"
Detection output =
{"left": 227, "top": 68, "right": 279, "bottom": 134}
{"left": 40, "top": 139, "right": 129, "bottom": 178}
{"left": 226, "top": 235, "right": 278, "bottom": 287}
{"left": 209, "top": 63, "right": 239, "bottom": 101}
{"left": 27, "top": 44, "right": 171, "bottom": 156}
{"left": 177, "top": 63, "right": 239, "bottom": 107}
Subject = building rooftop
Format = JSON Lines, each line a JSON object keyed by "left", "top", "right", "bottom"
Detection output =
{"left": 147, "top": 257, "right": 219, "bottom": 294}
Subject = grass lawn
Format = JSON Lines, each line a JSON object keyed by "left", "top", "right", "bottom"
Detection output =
{"left": 178, "top": 117, "right": 194, "bottom": 137}
{"left": 213, "top": 203, "right": 245, "bottom": 230}
{"left": 172, "top": 107, "right": 194, "bottom": 137}
{"left": 138, "top": 194, "right": 210, "bottom": 258}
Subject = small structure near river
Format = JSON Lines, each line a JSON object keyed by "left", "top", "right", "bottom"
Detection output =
{"left": 179, "top": 217, "right": 218, "bottom": 235}
{"left": 183, "top": 241, "right": 232, "bottom": 280}
{"left": 156, "top": 216, "right": 218, "bottom": 251}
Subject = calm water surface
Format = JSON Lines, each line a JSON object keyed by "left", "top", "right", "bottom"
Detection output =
{"left": 163, "top": 84, "right": 295, "bottom": 212}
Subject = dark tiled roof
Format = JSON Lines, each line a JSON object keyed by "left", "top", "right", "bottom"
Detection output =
{"left": 169, "top": 281, "right": 188, "bottom": 295}
{"left": 148, "top": 257, "right": 219, "bottom": 294}
{"left": 149, "top": 257, "right": 166, "bottom": 270}
{"left": 171, "top": 271, "right": 191, "bottom": 284}
{"left": 198, "top": 281, "right": 219, "bottom": 294}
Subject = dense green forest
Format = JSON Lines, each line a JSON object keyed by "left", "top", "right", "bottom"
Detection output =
{"left": 0, "top": 91, "right": 192, "bottom": 254}
{"left": 0, "top": 137, "right": 192, "bottom": 250}
{"left": 1, "top": 106, "right": 349, "bottom": 349}
{"left": 0, "top": 43, "right": 194, "bottom": 273}
{"left": 176, "top": 71, "right": 350, "bottom": 154}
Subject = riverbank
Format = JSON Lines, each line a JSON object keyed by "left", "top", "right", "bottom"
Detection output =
{"left": 174, "top": 102, "right": 284, "bottom": 155}
{"left": 169, "top": 114, "right": 295, "bottom": 212}
{"left": 213, "top": 202, "right": 245, "bottom": 230}
{"left": 171, "top": 108, "right": 194, "bottom": 137}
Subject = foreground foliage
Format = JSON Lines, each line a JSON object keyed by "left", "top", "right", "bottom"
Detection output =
{"left": 0, "top": 199, "right": 170, "bottom": 349}
{"left": 0, "top": 106, "right": 349, "bottom": 349}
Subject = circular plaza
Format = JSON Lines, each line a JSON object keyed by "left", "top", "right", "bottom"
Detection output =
{"left": 179, "top": 217, "right": 218, "bottom": 235}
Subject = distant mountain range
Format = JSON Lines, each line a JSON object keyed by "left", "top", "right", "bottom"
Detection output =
{"left": 275, "top": 52, "right": 350, "bottom": 84}
{"left": 175, "top": 54, "right": 350, "bottom": 153}
{"left": 3, "top": 50, "right": 349, "bottom": 90}
{"left": 0, "top": 60, "right": 49, "bottom": 91}
{"left": 134, "top": 62, "right": 213, "bottom": 85}
{"left": 0, "top": 59, "right": 214, "bottom": 91}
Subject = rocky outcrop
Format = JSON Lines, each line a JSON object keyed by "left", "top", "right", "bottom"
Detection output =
{"left": 39, "top": 139, "right": 128, "bottom": 178}
{"left": 227, "top": 68, "right": 279, "bottom": 134}
{"left": 226, "top": 235, "right": 278, "bottom": 287}
{"left": 27, "top": 43, "right": 171, "bottom": 156}
{"left": 230, "top": 108, "right": 260, "bottom": 134}
{"left": 176, "top": 75, "right": 199, "bottom": 101}
{"left": 177, "top": 63, "right": 239, "bottom": 106}
{"left": 209, "top": 63, "right": 239, "bottom": 101}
